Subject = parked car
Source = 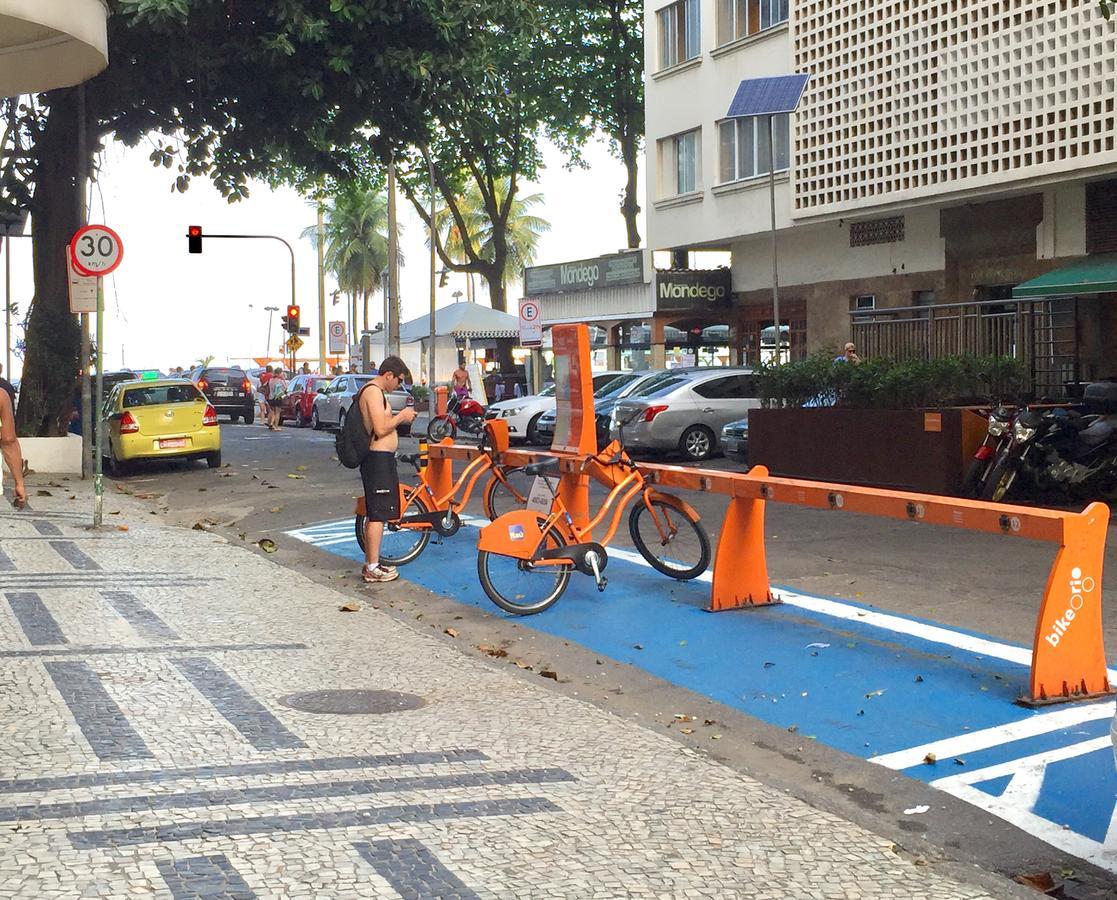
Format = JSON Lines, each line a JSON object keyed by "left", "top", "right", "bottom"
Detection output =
{"left": 187, "top": 365, "right": 254, "bottom": 424}
{"left": 535, "top": 370, "right": 668, "bottom": 446}
{"left": 721, "top": 416, "right": 749, "bottom": 461}
{"left": 279, "top": 374, "right": 332, "bottom": 427}
{"left": 484, "top": 384, "right": 557, "bottom": 444}
{"left": 611, "top": 368, "right": 762, "bottom": 462}
{"left": 101, "top": 378, "right": 220, "bottom": 475}
{"left": 311, "top": 375, "right": 413, "bottom": 434}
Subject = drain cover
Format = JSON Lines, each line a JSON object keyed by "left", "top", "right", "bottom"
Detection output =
{"left": 279, "top": 689, "right": 425, "bottom": 715}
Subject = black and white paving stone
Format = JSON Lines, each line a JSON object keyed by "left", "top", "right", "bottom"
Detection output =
{"left": 0, "top": 487, "right": 1020, "bottom": 899}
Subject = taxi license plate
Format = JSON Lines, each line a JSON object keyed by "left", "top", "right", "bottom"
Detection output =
{"left": 159, "top": 438, "right": 187, "bottom": 449}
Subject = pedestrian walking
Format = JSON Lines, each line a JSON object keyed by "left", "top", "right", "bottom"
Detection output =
{"left": 358, "top": 356, "right": 417, "bottom": 583}
{"left": 267, "top": 368, "right": 288, "bottom": 430}
{"left": 258, "top": 366, "right": 273, "bottom": 422}
{"left": 0, "top": 374, "right": 26, "bottom": 508}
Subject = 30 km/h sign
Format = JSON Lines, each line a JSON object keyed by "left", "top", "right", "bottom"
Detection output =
{"left": 69, "top": 225, "right": 124, "bottom": 277}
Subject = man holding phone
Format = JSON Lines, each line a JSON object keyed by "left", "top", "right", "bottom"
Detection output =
{"left": 0, "top": 378, "right": 26, "bottom": 508}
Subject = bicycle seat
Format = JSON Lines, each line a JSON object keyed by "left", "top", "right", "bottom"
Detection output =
{"left": 522, "top": 458, "right": 560, "bottom": 477}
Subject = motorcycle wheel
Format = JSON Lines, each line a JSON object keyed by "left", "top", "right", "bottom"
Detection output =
{"left": 960, "top": 456, "right": 994, "bottom": 498}
{"left": 427, "top": 415, "right": 457, "bottom": 442}
{"left": 980, "top": 457, "right": 1019, "bottom": 502}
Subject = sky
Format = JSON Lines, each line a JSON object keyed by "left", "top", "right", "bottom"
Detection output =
{"left": 3, "top": 133, "right": 649, "bottom": 380}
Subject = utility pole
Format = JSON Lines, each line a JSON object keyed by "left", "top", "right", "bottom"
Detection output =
{"left": 317, "top": 204, "right": 327, "bottom": 374}
{"left": 427, "top": 153, "right": 437, "bottom": 391}
{"left": 387, "top": 156, "right": 401, "bottom": 357}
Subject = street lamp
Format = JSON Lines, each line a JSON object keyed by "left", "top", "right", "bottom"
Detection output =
{"left": 263, "top": 305, "right": 279, "bottom": 357}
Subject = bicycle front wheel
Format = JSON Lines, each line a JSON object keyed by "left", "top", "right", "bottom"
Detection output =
{"left": 482, "top": 467, "right": 534, "bottom": 521}
{"left": 629, "top": 496, "right": 710, "bottom": 580}
{"left": 378, "top": 491, "right": 434, "bottom": 566}
{"left": 477, "top": 520, "right": 572, "bottom": 615}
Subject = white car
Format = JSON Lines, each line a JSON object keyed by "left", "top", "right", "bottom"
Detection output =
{"left": 485, "top": 385, "right": 556, "bottom": 444}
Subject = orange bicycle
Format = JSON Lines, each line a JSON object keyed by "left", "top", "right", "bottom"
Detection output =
{"left": 475, "top": 440, "right": 710, "bottom": 615}
{"left": 355, "top": 424, "right": 532, "bottom": 565}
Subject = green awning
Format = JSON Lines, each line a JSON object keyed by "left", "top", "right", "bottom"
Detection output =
{"left": 1013, "top": 253, "right": 1117, "bottom": 299}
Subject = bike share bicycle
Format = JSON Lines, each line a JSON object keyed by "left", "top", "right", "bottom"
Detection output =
{"left": 354, "top": 419, "right": 532, "bottom": 564}
{"left": 474, "top": 435, "right": 711, "bottom": 615}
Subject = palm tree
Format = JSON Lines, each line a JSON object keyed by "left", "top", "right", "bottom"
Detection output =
{"left": 303, "top": 187, "right": 396, "bottom": 334}
{"left": 429, "top": 178, "right": 550, "bottom": 306}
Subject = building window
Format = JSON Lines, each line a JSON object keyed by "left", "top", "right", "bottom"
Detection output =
{"left": 658, "top": 0, "right": 700, "bottom": 70}
{"left": 851, "top": 295, "right": 876, "bottom": 323}
{"left": 660, "top": 129, "right": 701, "bottom": 197}
{"left": 718, "top": 114, "right": 789, "bottom": 183}
{"left": 849, "top": 216, "right": 905, "bottom": 247}
{"left": 717, "top": 0, "right": 789, "bottom": 46}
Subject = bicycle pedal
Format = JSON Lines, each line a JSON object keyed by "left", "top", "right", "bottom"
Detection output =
{"left": 596, "top": 577, "right": 608, "bottom": 592}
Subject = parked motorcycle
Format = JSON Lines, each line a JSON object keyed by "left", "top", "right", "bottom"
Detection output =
{"left": 961, "top": 405, "right": 1015, "bottom": 498}
{"left": 981, "top": 382, "right": 1117, "bottom": 502}
{"left": 427, "top": 391, "right": 486, "bottom": 442}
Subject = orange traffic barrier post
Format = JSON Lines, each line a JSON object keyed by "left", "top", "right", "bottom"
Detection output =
{"left": 434, "top": 386, "right": 449, "bottom": 417}
{"left": 640, "top": 462, "right": 1111, "bottom": 706}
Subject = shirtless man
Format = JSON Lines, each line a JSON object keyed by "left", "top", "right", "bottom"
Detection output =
{"left": 451, "top": 361, "right": 471, "bottom": 399}
{"left": 0, "top": 379, "right": 26, "bottom": 508}
{"left": 358, "top": 356, "right": 417, "bottom": 583}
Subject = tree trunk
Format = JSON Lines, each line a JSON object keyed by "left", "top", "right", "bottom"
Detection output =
{"left": 362, "top": 289, "right": 369, "bottom": 335}
{"left": 620, "top": 131, "right": 642, "bottom": 249}
{"left": 16, "top": 89, "right": 83, "bottom": 437}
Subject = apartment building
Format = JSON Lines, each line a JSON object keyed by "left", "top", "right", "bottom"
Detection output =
{"left": 645, "top": 0, "right": 1117, "bottom": 391}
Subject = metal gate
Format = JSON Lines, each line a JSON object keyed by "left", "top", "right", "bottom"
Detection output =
{"left": 851, "top": 298, "right": 1079, "bottom": 398}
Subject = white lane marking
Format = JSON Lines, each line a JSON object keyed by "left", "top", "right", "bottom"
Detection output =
{"left": 929, "top": 735, "right": 1113, "bottom": 790}
{"left": 869, "top": 701, "right": 1116, "bottom": 770}
{"left": 938, "top": 780, "right": 1115, "bottom": 872}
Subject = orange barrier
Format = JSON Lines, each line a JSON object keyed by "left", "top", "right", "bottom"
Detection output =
{"left": 641, "top": 462, "right": 1111, "bottom": 707}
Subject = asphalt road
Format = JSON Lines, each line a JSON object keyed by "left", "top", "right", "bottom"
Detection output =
{"left": 102, "top": 417, "right": 1117, "bottom": 898}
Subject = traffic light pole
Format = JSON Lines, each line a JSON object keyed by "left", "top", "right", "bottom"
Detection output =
{"left": 195, "top": 233, "right": 297, "bottom": 363}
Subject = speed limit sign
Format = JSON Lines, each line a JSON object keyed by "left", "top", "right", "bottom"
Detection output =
{"left": 69, "top": 225, "right": 124, "bottom": 277}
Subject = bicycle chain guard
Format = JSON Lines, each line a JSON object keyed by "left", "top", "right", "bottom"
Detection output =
{"left": 538, "top": 541, "right": 609, "bottom": 577}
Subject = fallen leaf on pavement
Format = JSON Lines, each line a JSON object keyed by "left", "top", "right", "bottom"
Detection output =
{"left": 295, "top": 465, "right": 309, "bottom": 472}
{"left": 923, "top": 753, "right": 937, "bottom": 765}
{"left": 257, "top": 538, "right": 277, "bottom": 553}
{"left": 865, "top": 688, "right": 886, "bottom": 698}
{"left": 116, "top": 525, "right": 129, "bottom": 532}
{"left": 192, "top": 523, "right": 207, "bottom": 531}
{"left": 36, "top": 490, "right": 52, "bottom": 497}
{"left": 633, "top": 644, "right": 644, "bottom": 651}
{"left": 339, "top": 602, "right": 360, "bottom": 612}
{"left": 1013, "top": 873, "right": 1056, "bottom": 892}
{"left": 444, "top": 628, "right": 459, "bottom": 638}
{"left": 476, "top": 645, "right": 508, "bottom": 658}
{"left": 539, "top": 670, "right": 558, "bottom": 680}
{"left": 269, "top": 507, "right": 283, "bottom": 514}
{"left": 287, "top": 474, "right": 305, "bottom": 480}
{"left": 673, "top": 714, "right": 695, "bottom": 722}
{"left": 680, "top": 728, "right": 694, "bottom": 735}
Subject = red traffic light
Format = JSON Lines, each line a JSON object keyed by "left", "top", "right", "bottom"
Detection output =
{"left": 285, "top": 305, "right": 300, "bottom": 334}
{"left": 187, "top": 225, "right": 203, "bottom": 253}
{"left": 287, "top": 304, "right": 299, "bottom": 319}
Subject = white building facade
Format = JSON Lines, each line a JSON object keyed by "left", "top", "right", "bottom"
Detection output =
{"left": 645, "top": 0, "right": 1117, "bottom": 389}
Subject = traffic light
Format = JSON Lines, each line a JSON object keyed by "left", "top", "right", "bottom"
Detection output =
{"left": 187, "top": 225, "right": 203, "bottom": 253}
{"left": 280, "top": 316, "right": 289, "bottom": 333}
{"left": 286, "top": 304, "right": 300, "bottom": 334}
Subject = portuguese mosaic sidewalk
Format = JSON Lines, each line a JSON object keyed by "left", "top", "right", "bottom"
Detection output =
{"left": 0, "top": 479, "right": 1025, "bottom": 899}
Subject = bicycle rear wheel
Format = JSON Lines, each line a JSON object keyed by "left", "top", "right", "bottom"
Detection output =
{"left": 477, "top": 520, "right": 572, "bottom": 615}
{"left": 482, "top": 466, "right": 534, "bottom": 521}
{"left": 355, "top": 491, "right": 434, "bottom": 566}
{"left": 628, "top": 496, "right": 710, "bottom": 580}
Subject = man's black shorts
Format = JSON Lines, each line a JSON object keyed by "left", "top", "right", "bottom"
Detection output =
{"left": 360, "top": 450, "right": 400, "bottom": 522}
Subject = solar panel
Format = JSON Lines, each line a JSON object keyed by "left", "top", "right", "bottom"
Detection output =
{"left": 725, "top": 73, "right": 810, "bottom": 118}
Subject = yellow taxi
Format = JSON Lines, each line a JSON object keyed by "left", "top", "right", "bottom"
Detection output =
{"left": 102, "top": 378, "right": 221, "bottom": 475}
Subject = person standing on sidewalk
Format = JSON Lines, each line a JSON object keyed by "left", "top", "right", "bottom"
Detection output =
{"left": 0, "top": 377, "right": 26, "bottom": 508}
{"left": 258, "top": 366, "right": 273, "bottom": 423}
{"left": 358, "top": 356, "right": 417, "bottom": 583}
{"left": 267, "top": 368, "right": 288, "bottom": 430}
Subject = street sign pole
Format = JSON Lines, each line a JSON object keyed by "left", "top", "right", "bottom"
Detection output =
{"left": 93, "top": 276, "right": 104, "bottom": 526}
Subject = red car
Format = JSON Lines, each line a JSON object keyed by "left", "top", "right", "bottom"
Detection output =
{"left": 280, "top": 374, "right": 332, "bottom": 427}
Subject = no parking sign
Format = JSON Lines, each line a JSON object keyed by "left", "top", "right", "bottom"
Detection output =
{"left": 519, "top": 298, "right": 542, "bottom": 347}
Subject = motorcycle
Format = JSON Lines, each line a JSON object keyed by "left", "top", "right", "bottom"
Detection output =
{"left": 427, "top": 390, "right": 486, "bottom": 442}
{"left": 961, "top": 405, "right": 1015, "bottom": 498}
{"left": 981, "top": 382, "right": 1117, "bottom": 502}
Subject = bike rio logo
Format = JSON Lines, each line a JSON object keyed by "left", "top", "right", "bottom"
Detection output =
{"left": 1045, "top": 566, "right": 1095, "bottom": 648}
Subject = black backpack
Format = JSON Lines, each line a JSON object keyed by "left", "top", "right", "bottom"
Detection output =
{"left": 336, "top": 384, "right": 373, "bottom": 468}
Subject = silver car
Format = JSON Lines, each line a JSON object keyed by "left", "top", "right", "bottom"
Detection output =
{"left": 311, "top": 375, "right": 412, "bottom": 432}
{"left": 611, "top": 368, "right": 762, "bottom": 461}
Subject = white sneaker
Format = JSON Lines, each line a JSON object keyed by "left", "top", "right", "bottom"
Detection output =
{"left": 362, "top": 564, "right": 399, "bottom": 583}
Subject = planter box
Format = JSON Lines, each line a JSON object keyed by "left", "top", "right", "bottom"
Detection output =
{"left": 1, "top": 435, "right": 84, "bottom": 476}
{"left": 748, "top": 408, "right": 987, "bottom": 496}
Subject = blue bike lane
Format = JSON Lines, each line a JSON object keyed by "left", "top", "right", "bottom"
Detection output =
{"left": 287, "top": 515, "right": 1117, "bottom": 873}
